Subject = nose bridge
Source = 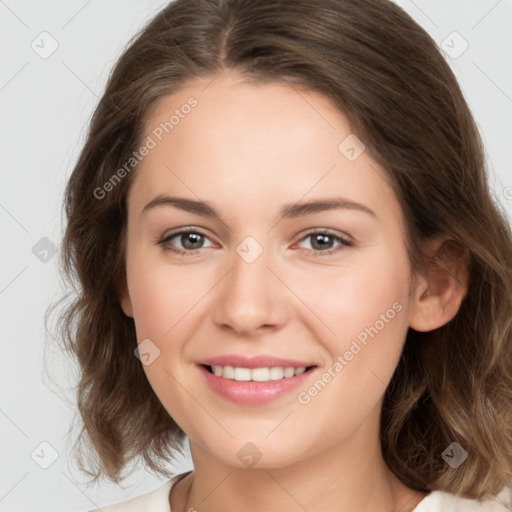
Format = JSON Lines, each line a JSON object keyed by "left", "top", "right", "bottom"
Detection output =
{"left": 212, "top": 235, "right": 286, "bottom": 333}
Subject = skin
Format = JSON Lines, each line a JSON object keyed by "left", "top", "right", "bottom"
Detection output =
{"left": 119, "top": 69, "right": 469, "bottom": 512}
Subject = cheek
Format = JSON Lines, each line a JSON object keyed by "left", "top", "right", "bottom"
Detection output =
{"left": 126, "top": 248, "right": 208, "bottom": 338}
{"left": 305, "top": 253, "right": 409, "bottom": 345}
{"left": 128, "top": 271, "right": 173, "bottom": 337}
{"left": 296, "top": 249, "right": 412, "bottom": 413}
{"left": 290, "top": 261, "right": 410, "bottom": 442}
{"left": 125, "top": 255, "right": 205, "bottom": 415}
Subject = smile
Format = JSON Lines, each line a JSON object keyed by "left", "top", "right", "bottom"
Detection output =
{"left": 197, "top": 363, "right": 318, "bottom": 405}
{"left": 206, "top": 365, "right": 311, "bottom": 381}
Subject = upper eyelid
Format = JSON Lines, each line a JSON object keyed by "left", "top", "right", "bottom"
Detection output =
{"left": 161, "top": 228, "right": 216, "bottom": 245}
{"left": 297, "top": 228, "right": 351, "bottom": 241}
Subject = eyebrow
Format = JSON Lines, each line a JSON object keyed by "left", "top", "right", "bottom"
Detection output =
{"left": 141, "top": 195, "right": 376, "bottom": 221}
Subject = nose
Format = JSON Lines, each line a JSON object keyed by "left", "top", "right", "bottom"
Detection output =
{"left": 211, "top": 241, "right": 289, "bottom": 336}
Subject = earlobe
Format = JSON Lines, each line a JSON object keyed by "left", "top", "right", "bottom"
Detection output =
{"left": 118, "top": 279, "right": 134, "bottom": 318}
{"left": 409, "top": 238, "right": 470, "bottom": 333}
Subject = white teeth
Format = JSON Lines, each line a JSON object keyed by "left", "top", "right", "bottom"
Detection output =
{"left": 269, "top": 367, "right": 284, "bottom": 380}
{"left": 251, "top": 367, "right": 270, "bottom": 381}
{"left": 283, "top": 367, "right": 295, "bottom": 378}
{"left": 210, "top": 365, "right": 308, "bottom": 381}
{"left": 234, "top": 367, "right": 251, "bottom": 381}
{"left": 222, "top": 365, "right": 234, "bottom": 379}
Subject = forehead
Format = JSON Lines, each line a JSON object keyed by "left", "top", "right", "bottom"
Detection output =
{"left": 127, "top": 71, "right": 401, "bottom": 229}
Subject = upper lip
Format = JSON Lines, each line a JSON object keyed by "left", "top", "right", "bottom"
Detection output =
{"left": 197, "top": 355, "right": 317, "bottom": 369}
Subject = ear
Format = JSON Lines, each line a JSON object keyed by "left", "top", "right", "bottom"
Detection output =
{"left": 117, "top": 277, "right": 134, "bottom": 318}
{"left": 409, "top": 238, "right": 470, "bottom": 332}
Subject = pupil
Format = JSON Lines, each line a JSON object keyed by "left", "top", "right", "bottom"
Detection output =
{"left": 183, "top": 233, "right": 203, "bottom": 249}
{"left": 312, "top": 234, "right": 332, "bottom": 250}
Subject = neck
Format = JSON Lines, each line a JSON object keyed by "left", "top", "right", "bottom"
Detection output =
{"left": 171, "top": 418, "right": 428, "bottom": 512}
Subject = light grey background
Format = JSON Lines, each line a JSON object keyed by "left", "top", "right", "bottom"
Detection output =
{"left": 1, "top": 1, "right": 511, "bottom": 511}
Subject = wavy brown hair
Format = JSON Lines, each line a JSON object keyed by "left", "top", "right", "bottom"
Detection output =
{"left": 47, "top": 0, "right": 512, "bottom": 499}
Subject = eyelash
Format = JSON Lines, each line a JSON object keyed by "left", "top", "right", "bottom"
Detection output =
{"left": 156, "top": 227, "right": 353, "bottom": 257}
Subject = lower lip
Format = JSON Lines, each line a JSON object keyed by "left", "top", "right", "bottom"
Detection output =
{"left": 197, "top": 365, "right": 316, "bottom": 405}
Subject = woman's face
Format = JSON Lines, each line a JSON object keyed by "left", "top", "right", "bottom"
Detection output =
{"left": 120, "top": 70, "right": 416, "bottom": 468}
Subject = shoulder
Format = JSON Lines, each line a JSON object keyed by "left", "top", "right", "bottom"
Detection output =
{"left": 413, "top": 486, "right": 512, "bottom": 512}
{"left": 88, "top": 471, "right": 192, "bottom": 512}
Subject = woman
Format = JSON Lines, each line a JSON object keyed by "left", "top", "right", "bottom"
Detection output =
{"left": 50, "top": 0, "right": 512, "bottom": 510}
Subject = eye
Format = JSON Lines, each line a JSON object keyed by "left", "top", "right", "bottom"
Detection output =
{"left": 156, "top": 227, "right": 353, "bottom": 258}
{"left": 158, "top": 228, "right": 216, "bottom": 256}
{"left": 296, "top": 230, "right": 353, "bottom": 256}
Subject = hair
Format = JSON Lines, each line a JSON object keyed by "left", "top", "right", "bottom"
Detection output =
{"left": 47, "top": 0, "right": 512, "bottom": 499}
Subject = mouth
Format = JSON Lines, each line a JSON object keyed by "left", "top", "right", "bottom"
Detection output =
{"left": 197, "top": 362, "right": 319, "bottom": 405}
{"left": 200, "top": 364, "right": 317, "bottom": 382}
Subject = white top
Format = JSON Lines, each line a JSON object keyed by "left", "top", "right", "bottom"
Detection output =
{"left": 90, "top": 472, "right": 512, "bottom": 512}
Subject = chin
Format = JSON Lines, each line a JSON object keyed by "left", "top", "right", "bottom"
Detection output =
{"left": 204, "top": 440, "right": 308, "bottom": 471}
